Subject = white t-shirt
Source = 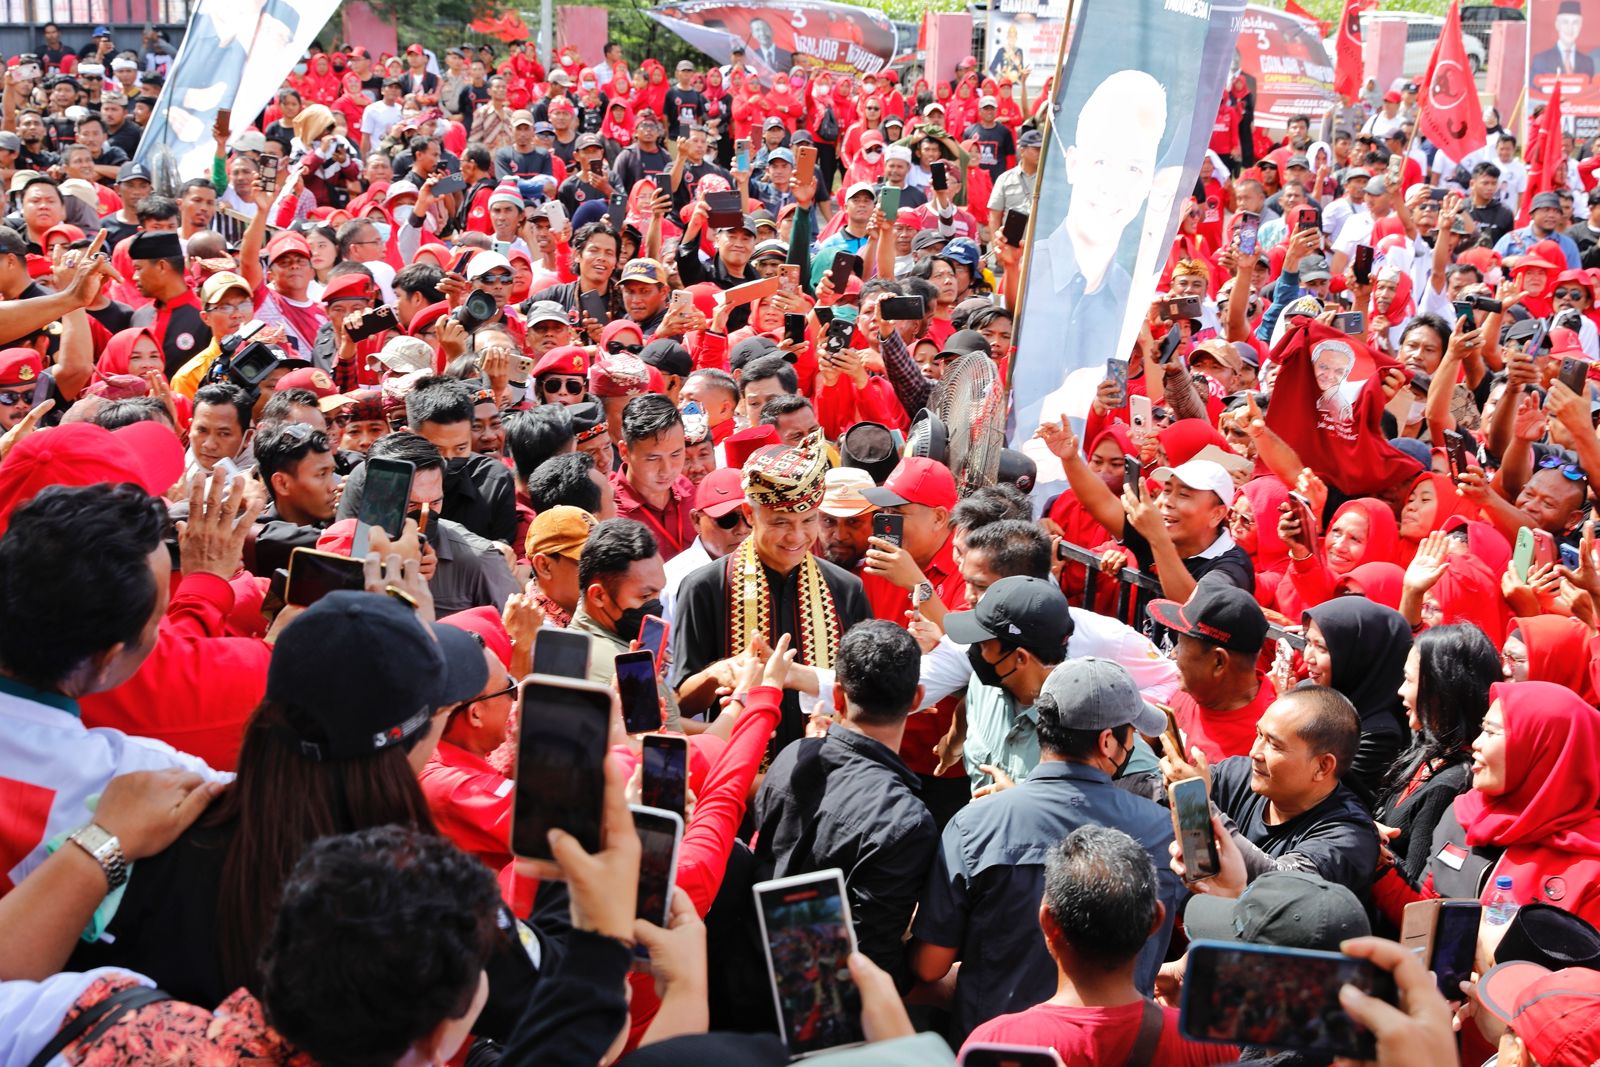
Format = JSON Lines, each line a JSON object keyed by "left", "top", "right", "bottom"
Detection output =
{"left": 360, "top": 100, "right": 404, "bottom": 144}
{"left": 1496, "top": 158, "right": 1528, "bottom": 210}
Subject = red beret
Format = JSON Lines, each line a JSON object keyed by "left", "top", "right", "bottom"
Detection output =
{"left": 531, "top": 345, "right": 591, "bottom": 378}
{"left": 0, "top": 348, "right": 43, "bottom": 389}
{"left": 276, "top": 367, "right": 338, "bottom": 398}
{"left": 408, "top": 301, "right": 451, "bottom": 337}
{"left": 321, "top": 273, "right": 377, "bottom": 304}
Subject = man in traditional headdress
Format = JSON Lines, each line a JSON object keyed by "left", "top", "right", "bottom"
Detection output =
{"left": 670, "top": 429, "right": 870, "bottom": 753}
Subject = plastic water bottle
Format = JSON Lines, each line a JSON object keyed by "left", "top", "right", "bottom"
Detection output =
{"left": 1485, "top": 875, "right": 1519, "bottom": 927}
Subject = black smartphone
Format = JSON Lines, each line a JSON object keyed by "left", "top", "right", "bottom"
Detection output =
{"left": 823, "top": 316, "right": 855, "bottom": 354}
{"left": 511, "top": 676, "right": 612, "bottom": 862}
{"left": 431, "top": 172, "right": 467, "bottom": 196}
{"left": 641, "top": 732, "right": 688, "bottom": 817}
{"left": 1180, "top": 941, "right": 1396, "bottom": 1059}
{"left": 356, "top": 457, "right": 415, "bottom": 543}
{"left": 704, "top": 189, "right": 744, "bottom": 229}
{"left": 632, "top": 804, "right": 684, "bottom": 949}
{"left": 1352, "top": 244, "right": 1374, "bottom": 286}
{"left": 1158, "top": 324, "right": 1184, "bottom": 364}
{"left": 872, "top": 511, "right": 904, "bottom": 547}
{"left": 1442, "top": 429, "right": 1470, "bottom": 476}
{"left": 754, "top": 869, "right": 864, "bottom": 1055}
{"left": 258, "top": 153, "right": 280, "bottom": 195}
{"left": 829, "top": 250, "right": 862, "bottom": 294}
{"left": 1104, "top": 358, "right": 1128, "bottom": 405}
{"left": 1236, "top": 211, "right": 1260, "bottom": 256}
{"left": 784, "top": 312, "right": 807, "bottom": 346}
{"left": 1002, "top": 208, "right": 1029, "bottom": 247}
{"left": 616, "top": 648, "right": 663, "bottom": 734}
{"left": 285, "top": 547, "right": 366, "bottom": 607}
{"left": 579, "top": 288, "right": 610, "bottom": 325}
{"left": 960, "top": 1047, "right": 1066, "bottom": 1067}
{"left": 532, "top": 626, "right": 592, "bottom": 678}
{"left": 1452, "top": 300, "right": 1475, "bottom": 325}
{"left": 878, "top": 295, "right": 926, "bottom": 321}
{"left": 1469, "top": 293, "right": 1503, "bottom": 314}
{"left": 930, "top": 159, "right": 948, "bottom": 191}
{"left": 1334, "top": 310, "right": 1364, "bottom": 335}
{"left": 606, "top": 192, "right": 627, "bottom": 231}
{"left": 1560, "top": 356, "right": 1589, "bottom": 395}
{"left": 639, "top": 614, "right": 670, "bottom": 667}
{"left": 345, "top": 304, "right": 397, "bottom": 342}
{"left": 1168, "top": 777, "right": 1220, "bottom": 882}
{"left": 1525, "top": 321, "right": 1548, "bottom": 357}
{"left": 1429, "top": 901, "right": 1482, "bottom": 1001}
{"left": 1123, "top": 454, "right": 1142, "bottom": 497}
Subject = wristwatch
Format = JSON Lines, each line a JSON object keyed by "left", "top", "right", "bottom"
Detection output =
{"left": 913, "top": 581, "right": 935, "bottom": 607}
{"left": 67, "top": 823, "right": 129, "bottom": 891}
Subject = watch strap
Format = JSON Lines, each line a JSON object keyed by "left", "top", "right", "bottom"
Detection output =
{"left": 68, "top": 823, "right": 129, "bottom": 891}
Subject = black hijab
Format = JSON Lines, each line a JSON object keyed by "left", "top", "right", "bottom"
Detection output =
{"left": 1303, "top": 598, "right": 1412, "bottom": 733}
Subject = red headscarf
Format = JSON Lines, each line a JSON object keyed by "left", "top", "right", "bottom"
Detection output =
{"left": 1327, "top": 497, "right": 1401, "bottom": 574}
{"left": 1239, "top": 476, "right": 1290, "bottom": 604}
{"left": 1402, "top": 472, "right": 1477, "bottom": 561}
{"left": 1158, "top": 418, "right": 1230, "bottom": 466}
{"left": 1430, "top": 555, "right": 1510, "bottom": 644}
{"left": 1334, "top": 561, "right": 1405, "bottom": 608}
{"left": 1442, "top": 516, "right": 1513, "bottom": 579}
{"left": 95, "top": 326, "right": 161, "bottom": 382}
{"left": 1455, "top": 681, "right": 1600, "bottom": 856}
{"left": 1511, "top": 615, "right": 1599, "bottom": 705}
{"left": 601, "top": 100, "right": 634, "bottom": 146}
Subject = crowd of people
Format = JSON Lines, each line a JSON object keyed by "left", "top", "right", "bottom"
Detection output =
{"left": 0, "top": 20, "right": 1599, "bottom": 1067}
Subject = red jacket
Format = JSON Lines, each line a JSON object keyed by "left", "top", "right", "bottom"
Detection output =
{"left": 420, "top": 739, "right": 514, "bottom": 871}
{"left": 78, "top": 572, "right": 270, "bottom": 770}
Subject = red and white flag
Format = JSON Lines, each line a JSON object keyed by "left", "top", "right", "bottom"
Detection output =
{"left": 1518, "top": 78, "right": 1564, "bottom": 226}
{"left": 1418, "top": 2, "right": 1488, "bottom": 163}
{"left": 1333, "top": 0, "right": 1365, "bottom": 101}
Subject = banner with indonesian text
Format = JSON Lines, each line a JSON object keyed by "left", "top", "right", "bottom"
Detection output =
{"left": 646, "top": 0, "right": 896, "bottom": 83}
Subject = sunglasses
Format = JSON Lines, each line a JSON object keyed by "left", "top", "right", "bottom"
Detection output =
{"left": 1539, "top": 454, "right": 1586, "bottom": 482}
{"left": 606, "top": 341, "right": 643, "bottom": 354}
{"left": 543, "top": 376, "right": 585, "bottom": 395}
{"left": 0, "top": 391, "right": 33, "bottom": 407}
{"left": 1554, "top": 288, "right": 1587, "bottom": 300}
{"left": 712, "top": 510, "right": 748, "bottom": 529}
{"left": 478, "top": 271, "right": 514, "bottom": 284}
{"left": 277, "top": 422, "right": 330, "bottom": 448}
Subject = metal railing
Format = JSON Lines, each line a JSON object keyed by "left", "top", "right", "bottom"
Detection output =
{"left": 1056, "top": 540, "right": 1305, "bottom": 650}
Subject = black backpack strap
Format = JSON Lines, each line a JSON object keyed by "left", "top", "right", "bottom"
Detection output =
{"left": 29, "top": 984, "right": 171, "bottom": 1067}
{"left": 1122, "top": 999, "right": 1166, "bottom": 1067}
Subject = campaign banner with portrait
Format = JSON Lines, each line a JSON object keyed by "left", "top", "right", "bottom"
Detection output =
{"left": 985, "top": 0, "right": 1073, "bottom": 93}
{"left": 645, "top": 0, "right": 897, "bottom": 83}
{"left": 135, "top": 0, "right": 341, "bottom": 183}
{"left": 1527, "top": 0, "right": 1600, "bottom": 135}
{"left": 1233, "top": 4, "right": 1336, "bottom": 130}
{"left": 1011, "top": 0, "right": 1247, "bottom": 485}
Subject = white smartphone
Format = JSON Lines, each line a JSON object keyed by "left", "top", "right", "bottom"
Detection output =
{"left": 753, "top": 868, "right": 863, "bottom": 1056}
{"left": 1129, "top": 394, "right": 1153, "bottom": 442}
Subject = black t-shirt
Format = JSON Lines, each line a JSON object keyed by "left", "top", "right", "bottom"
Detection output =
{"left": 558, "top": 174, "right": 606, "bottom": 218}
{"left": 107, "top": 120, "right": 143, "bottom": 158}
{"left": 963, "top": 122, "right": 1015, "bottom": 180}
{"left": 494, "top": 144, "right": 556, "bottom": 180}
{"left": 612, "top": 145, "right": 672, "bottom": 193}
{"left": 1210, "top": 755, "right": 1381, "bottom": 892}
{"left": 663, "top": 87, "right": 706, "bottom": 139}
{"left": 1120, "top": 523, "right": 1254, "bottom": 593}
{"left": 575, "top": 93, "right": 608, "bottom": 135}
{"left": 87, "top": 299, "right": 134, "bottom": 334}
{"left": 671, "top": 158, "right": 732, "bottom": 214}
{"left": 550, "top": 134, "right": 578, "bottom": 167}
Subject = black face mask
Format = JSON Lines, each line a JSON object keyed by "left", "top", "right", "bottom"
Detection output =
{"left": 445, "top": 456, "right": 473, "bottom": 478}
{"left": 1109, "top": 729, "right": 1135, "bottom": 780}
{"left": 968, "top": 643, "right": 1021, "bottom": 691}
{"left": 613, "top": 598, "right": 663, "bottom": 642}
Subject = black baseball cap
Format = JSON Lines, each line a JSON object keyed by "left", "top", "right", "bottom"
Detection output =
{"left": 1185, "top": 871, "right": 1370, "bottom": 950}
{"left": 935, "top": 328, "right": 991, "bottom": 362}
{"left": 640, "top": 338, "right": 692, "bottom": 378}
{"left": 266, "top": 591, "right": 487, "bottom": 762}
{"left": 1147, "top": 579, "right": 1268, "bottom": 655}
{"left": 944, "top": 575, "right": 1072, "bottom": 661}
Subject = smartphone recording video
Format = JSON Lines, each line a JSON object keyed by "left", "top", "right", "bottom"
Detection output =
{"left": 641, "top": 733, "right": 688, "bottom": 817}
{"left": 511, "top": 676, "right": 612, "bottom": 863}
{"left": 616, "top": 649, "right": 663, "bottom": 734}
{"left": 532, "top": 627, "right": 592, "bottom": 679}
{"left": 632, "top": 804, "right": 683, "bottom": 958}
{"left": 754, "top": 870, "right": 864, "bottom": 1055}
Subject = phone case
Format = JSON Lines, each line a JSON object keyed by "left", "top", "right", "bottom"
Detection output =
{"left": 1513, "top": 527, "right": 1536, "bottom": 583}
{"left": 753, "top": 870, "right": 861, "bottom": 1054}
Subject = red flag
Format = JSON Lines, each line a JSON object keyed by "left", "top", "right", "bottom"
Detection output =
{"left": 1264, "top": 320, "right": 1421, "bottom": 500}
{"left": 1284, "top": 0, "right": 1331, "bottom": 37}
{"left": 1334, "top": 0, "right": 1364, "bottom": 101}
{"left": 1417, "top": 2, "right": 1488, "bottom": 163}
{"left": 1518, "top": 79, "right": 1564, "bottom": 226}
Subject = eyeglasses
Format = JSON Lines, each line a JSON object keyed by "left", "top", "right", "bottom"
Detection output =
{"left": 478, "top": 678, "right": 519, "bottom": 702}
{"left": 0, "top": 391, "right": 34, "bottom": 408}
{"left": 207, "top": 301, "right": 253, "bottom": 315}
{"left": 606, "top": 341, "right": 643, "bottom": 354}
{"left": 1554, "top": 288, "right": 1587, "bottom": 300}
{"left": 1539, "top": 454, "right": 1586, "bottom": 481}
{"left": 542, "top": 376, "right": 586, "bottom": 395}
{"left": 478, "top": 271, "right": 514, "bottom": 284}
{"left": 712, "top": 510, "right": 748, "bottom": 530}
{"left": 1227, "top": 508, "right": 1255, "bottom": 529}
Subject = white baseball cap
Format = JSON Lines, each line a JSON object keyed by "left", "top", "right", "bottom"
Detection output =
{"left": 1150, "top": 460, "right": 1237, "bottom": 506}
{"left": 464, "top": 250, "right": 512, "bottom": 280}
{"left": 884, "top": 145, "right": 912, "bottom": 163}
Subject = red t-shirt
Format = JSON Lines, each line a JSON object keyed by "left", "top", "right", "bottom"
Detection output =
{"left": 1209, "top": 104, "right": 1239, "bottom": 157}
{"left": 1170, "top": 673, "right": 1277, "bottom": 764}
{"left": 963, "top": 1002, "right": 1239, "bottom": 1067}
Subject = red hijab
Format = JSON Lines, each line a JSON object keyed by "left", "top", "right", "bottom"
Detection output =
{"left": 1455, "top": 681, "right": 1600, "bottom": 855}
{"left": 1430, "top": 555, "right": 1509, "bottom": 644}
{"left": 95, "top": 326, "right": 161, "bottom": 382}
{"left": 1442, "top": 516, "right": 1513, "bottom": 579}
{"left": 1328, "top": 497, "right": 1401, "bottom": 574}
{"left": 1403, "top": 472, "right": 1477, "bottom": 560}
{"left": 1512, "top": 615, "right": 1599, "bottom": 705}
{"left": 1334, "top": 562, "right": 1405, "bottom": 608}
{"left": 1239, "top": 476, "right": 1290, "bottom": 603}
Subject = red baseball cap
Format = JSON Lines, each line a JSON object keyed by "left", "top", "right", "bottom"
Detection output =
{"left": 440, "top": 606, "right": 513, "bottom": 669}
{"left": 276, "top": 367, "right": 339, "bottom": 399}
{"left": 725, "top": 424, "right": 779, "bottom": 472}
{"left": 267, "top": 232, "right": 313, "bottom": 264}
{"left": 1480, "top": 961, "right": 1600, "bottom": 1067}
{"left": 0, "top": 422, "right": 184, "bottom": 535}
{"left": 693, "top": 466, "right": 745, "bottom": 518}
{"left": 862, "top": 456, "right": 958, "bottom": 510}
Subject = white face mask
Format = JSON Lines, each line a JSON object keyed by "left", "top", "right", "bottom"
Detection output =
{"left": 1408, "top": 399, "right": 1426, "bottom": 425}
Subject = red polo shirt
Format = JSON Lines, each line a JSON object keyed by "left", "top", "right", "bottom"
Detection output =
{"left": 610, "top": 469, "right": 696, "bottom": 561}
{"left": 419, "top": 739, "right": 514, "bottom": 871}
{"left": 1170, "top": 672, "right": 1277, "bottom": 763}
{"left": 863, "top": 533, "right": 965, "bottom": 778}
